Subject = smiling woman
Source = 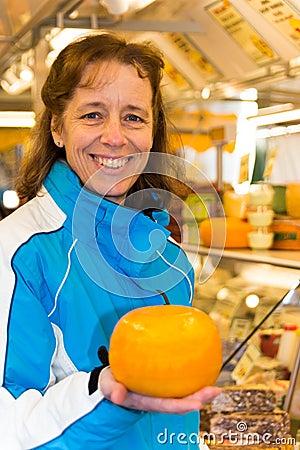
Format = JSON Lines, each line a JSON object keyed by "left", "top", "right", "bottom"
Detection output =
{"left": 0, "top": 31, "right": 220, "bottom": 449}
{"left": 15, "top": 32, "right": 176, "bottom": 205}
{"left": 50, "top": 61, "right": 153, "bottom": 204}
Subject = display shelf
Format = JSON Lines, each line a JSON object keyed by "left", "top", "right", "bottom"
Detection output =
{"left": 183, "top": 244, "right": 300, "bottom": 270}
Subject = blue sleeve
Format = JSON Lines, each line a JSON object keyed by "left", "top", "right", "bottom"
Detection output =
{"left": 33, "top": 399, "right": 146, "bottom": 449}
{"left": 1, "top": 253, "right": 145, "bottom": 449}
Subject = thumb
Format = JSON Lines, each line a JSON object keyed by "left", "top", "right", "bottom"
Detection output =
{"left": 110, "top": 381, "right": 128, "bottom": 405}
{"left": 191, "top": 386, "right": 221, "bottom": 406}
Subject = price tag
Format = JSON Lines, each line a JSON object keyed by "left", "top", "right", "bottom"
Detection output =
{"left": 238, "top": 153, "right": 249, "bottom": 183}
{"left": 263, "top": 146, "right": 278, "bottom": 179}
{"left": 230, "top": 318, "right": 251, "bottom": 341}
{"left": 210, "top": 295, "right": 241, "bottom": 321}
{"left": 231, "top": 343, "right": 261, "bottom": 384}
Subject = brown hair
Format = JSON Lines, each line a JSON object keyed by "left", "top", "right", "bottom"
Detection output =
{"left": 16, "top": 31, "right": 185, "bottom": 204}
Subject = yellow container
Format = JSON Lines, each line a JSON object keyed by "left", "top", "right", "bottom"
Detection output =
{"left": 223, "top": 190, "right": 248, "bottom": 219}
{"left": 286, "top": 183, "right": 300, "bottom": 218}
{"left": 200, "top": 217, "right": 252, "bottom": 248}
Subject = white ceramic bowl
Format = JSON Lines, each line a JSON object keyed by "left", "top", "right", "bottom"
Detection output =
{"left": 247, "top": 209, "right": 274, "bottom": 227}
{"left": 248, "top": 231, "right": 274, "bottom": 249}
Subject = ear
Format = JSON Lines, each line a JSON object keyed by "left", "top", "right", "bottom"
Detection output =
{"left": 51, "top": 117, "right": 64, "bottom": 148}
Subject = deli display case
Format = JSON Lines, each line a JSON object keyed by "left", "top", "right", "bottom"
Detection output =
{"left": 184, "top": 243, "right": 300, "bottom": 441}
{"left": 284, "top": 340, "right": 300, "bottom": 437}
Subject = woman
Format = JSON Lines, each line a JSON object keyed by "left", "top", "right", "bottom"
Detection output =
{"left": 0, "top": 32, "right": 220, "bottom": 449}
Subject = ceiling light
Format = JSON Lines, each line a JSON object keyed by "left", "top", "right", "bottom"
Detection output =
{"left": 2, "top": 190, "right": 20, "bottom": 209}
{"left": 247, "top": 103, "right": 300, "bottom": 126}
{"left": 128, "top": 0, "right": 156, "bottom": 10}
{"left": 19, "top": 65, "right": 34, "bottom": 82}
{"left": 248, "top": 108, "right": 300, "bottom": 126}
{"left": 269, "top": 126, "right": 287, "bottom": 137}
{"left": 256, "top": 124, "right": 300, "bottom": 139}
{"left": 217, "top": 287, "right": 230, "bottom": 301}
{"left": 100, "top": 0, "right": 155, "bottom": 15}
{"left": 201, "top": 86, "right": 211, "bottom": 100}
{"left": 1, "top": 79, "right": 26, "bottom": 95}
{"left": 49, "top": 28, "right": 94, "bottom": 52}
{"left": 45, "top": 50, "right": 58, "bottom": 68}
{"left": 101, "top": 0, "right": 129, "bottom": 15}
{"left": 69, "top": 9, "right": 79, "bottom": 19}
{"left": 0, "top": 63, "right": 33, "bottom": 95}
{"left": 245, "top": 294, "right": 260, "bottom": 309}
{"left": 287, "top": 124, "right": 300, "bottom": 134}
{"left": 239, "top": 88, "right": 257, "bottom": 101}
{"left": 0, "top": 111, "right": 36, "bottom": 128}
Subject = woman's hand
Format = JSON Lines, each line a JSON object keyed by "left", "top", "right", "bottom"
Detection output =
{"left": 99, "top": 367, "right": 221, "bottom": 414}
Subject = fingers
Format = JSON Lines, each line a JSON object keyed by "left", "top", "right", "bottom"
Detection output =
{"left": 120, "top": 391, "right": 208, "bottom": 415}
{"left": 98, "top": 367, "right": 131, "bottom": 406}
{"left": 99, "top": 367, "right": 221, "bottom": 415}
{"left": 112, "top": 387, "right": 221, "bottom": 415}
{"left": 186, "top": 386, "right": 221, "bottom": 406}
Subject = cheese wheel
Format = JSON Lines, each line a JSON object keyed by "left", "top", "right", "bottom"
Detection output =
{"left": 200, "top": 217, "right": 252, "bottom": 248}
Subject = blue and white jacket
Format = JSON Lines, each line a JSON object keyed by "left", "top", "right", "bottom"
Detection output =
{"left": 0, "top": 161, "right": 199, "bottom": 449}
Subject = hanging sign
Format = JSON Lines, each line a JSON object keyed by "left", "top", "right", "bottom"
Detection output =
{"left": 167, "top": 33, "right": 221, "bottom": 81}
{"left": 246, "top": 0, "right": 300, "bottom": 50}
{"left": 206, "top": 1, "right": 279, "bottom": 65}
{"left": 163, "top": 58, "right": 192, "bottom": 90}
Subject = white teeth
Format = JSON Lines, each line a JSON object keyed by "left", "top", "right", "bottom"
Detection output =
{"left": 93, "top": 156, "right": 129, "bottom": 168}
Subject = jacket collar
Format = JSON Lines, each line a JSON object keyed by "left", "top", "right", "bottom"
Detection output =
{"left": 43, "top": 161, "right": 171, "bottom": 279}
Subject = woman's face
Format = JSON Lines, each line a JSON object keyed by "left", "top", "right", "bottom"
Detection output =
{"left": 52, "top": 61, "right": 154, "bottom": 203}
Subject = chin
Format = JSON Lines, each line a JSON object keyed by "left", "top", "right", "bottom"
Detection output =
{"left": 93, "top": 187, "right": 128, "bottom": 204}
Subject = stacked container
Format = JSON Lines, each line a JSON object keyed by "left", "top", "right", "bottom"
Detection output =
{"left": 247, "top": 183, "right": 275, "bottom": 249}
{"left": 277, "top": 324, "right": 300, "bottom": 373}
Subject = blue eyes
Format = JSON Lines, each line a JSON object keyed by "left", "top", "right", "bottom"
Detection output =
{"left": 126, "top": 114, "right": 142, "bottom": 122}
{"left": 83, "top": 112, "right": 144, "bottom": 123}
{"left": 84, "top": 112, "right": 99, "bottom": 119}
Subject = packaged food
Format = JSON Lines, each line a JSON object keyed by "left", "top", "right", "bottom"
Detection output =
{"left": 210, "top": 385, "right": 276, "bottom": 413}
{"left": 210, "top": 409, "right": 290, "bottom": 443}
{"left": 271, "top": 219, "right": 300, "bottom": 250}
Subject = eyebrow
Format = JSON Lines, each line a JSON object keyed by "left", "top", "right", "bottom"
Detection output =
{"left": 77, "top": 102, "right": 151, "bottom": 117}
{"left": 127, "top": 105, "right": 151, "bottom": 117}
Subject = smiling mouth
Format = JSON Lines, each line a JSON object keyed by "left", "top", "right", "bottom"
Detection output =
{"left": 91, "top": 155, "right": 130, "bottom": 169}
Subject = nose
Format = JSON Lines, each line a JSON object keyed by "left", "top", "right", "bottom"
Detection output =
{"left": 99, "top": 118, "right": 127, "bottom": 147}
